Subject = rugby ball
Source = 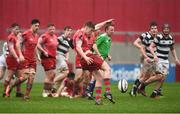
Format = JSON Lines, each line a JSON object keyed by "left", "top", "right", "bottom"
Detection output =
{"left": 118, "top": 79, "right": 128, "bottom": 93}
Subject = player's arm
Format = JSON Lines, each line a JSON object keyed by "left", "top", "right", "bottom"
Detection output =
{"left": 65, "top": 51, "right": 69, "bottom": 61}
{"left": 170, "top": 45, "right": 180, "bottom": 65}
{"left": 95, "top": 19, "right": 114, "bottom": 30}
{"left": 76, "top": 38, "right": 93, "bottom": 65}
{"left": 35, "top": 46, "right": 41, "bottom": 62}
{"left": 107, "top": 53, "right": 112, "bottom": 61}
{"left": 16, "top": 33, "right": 24, "bottom": 62}
{"left": 56, "top": 79, "right": 66, "bottom": 96}
{"left": 37, "top": 36, "right": 48, "bottom": 57}
{"left": 8, "top": 39, "right": 19, "bottom": 62}
{"left": 133, "top": 38, "right": 149, "bottom": 59}
{"left": 149, "top": 42, "right": 158, "bottom": 62}
{"left": 92, "top": 43, "right": 102, "bottom": 57}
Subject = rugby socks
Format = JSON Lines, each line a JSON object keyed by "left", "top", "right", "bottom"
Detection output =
{"left": 25, "top": 82, "right": 33, "bottom": 97}
{"left": 150, "top": 90, "right": 158, "bottom": 98}
{"left": 82, "top": 83, "right": 87, "bottom": 96}
{"left": 16, "top": 84, "right": 21, "bottom": 93}
{"left": 132, "top": 79, "right": 140, "bottom": 93}
{"left": 104, "top": 78, "right": 111, "bottom": 93}
{"left": 43, "top": 82, "right": 53, "bottom": 92}
{"left": 12, "top": 77, "right": 26, "bottom": 88}
{"left": 4, "top": 80, "right": 10, "bottom": 93}
{"left": 95, "top": 87, "right": 102, "bottom": 101}
{"left": 88, "top": 80, "right": 96, "bottom": 94}
{"left": 134, "top": 79, "right": 141, "bottom": 87}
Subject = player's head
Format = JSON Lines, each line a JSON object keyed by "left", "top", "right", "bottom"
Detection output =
{"left": 11, "top": 23, "right": 20, "bottom": 35}
{"left": 149, "top": 21, "right": 158, "bottom": 36}
{"left": 105, "top": 22, "right": 115, "bottom": 37}
{"left": 84, "top": 21, "right": 95, "bottom": 35}
{"left": 31, "top": 19, "right": 40, "bottom": 33}
{"left": 47, "top": 23, "right": 56, "bottom": 35}
{"left": 64, "top": 26, "right": 73, "bottom": 38}
{"left": 162, "top": 23, "right": 171, "bottom": 36}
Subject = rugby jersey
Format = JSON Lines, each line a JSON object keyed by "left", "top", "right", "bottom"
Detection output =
{"left": 140, "top": 32, "right": 155, "bottom": 59}
{"left": 57, "top": 34, "right": 73, "bottom": 56}
{"left": 154, "top": 34, "right": 174, "bottom": 60}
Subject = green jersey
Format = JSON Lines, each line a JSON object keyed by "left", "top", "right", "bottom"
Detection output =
{"left": 95, "top": 33, "right": 112, "bottom": 59}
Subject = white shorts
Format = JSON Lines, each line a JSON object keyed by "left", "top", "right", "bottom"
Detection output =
{"left": 0, "top": 55, "right": 6, "bottom": 68}
{"left": 56, "top": 54, "right": 68, "bottom": 72}
{"left": 156, "top": 59, "right": 169, "bottom": 76}
{"left": 141, "top": 60, "right": 156, "bottom": 74}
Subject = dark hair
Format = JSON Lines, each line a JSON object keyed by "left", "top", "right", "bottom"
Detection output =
{"left": 11, "top": 23, "right": 20, "bottom": 28}
{"left": 47, "top": 23, "right": 55, "bottom": 27}
{"left": 64, "top": 26, "right": 72, "bottom": 31}
{"left": 105, "top": 22, "right": 114, "bottom": 31}
{"left": 162, "top": 23, "right": 171, "bottom": 29}
{"left": 31, "top": 19, "right": 40, "bottom": 25}
{"left": 84, "top": 21, "right": 95, "bottom": 30}
{"left": 150, "top": 21, "right": 157, "bottom": 27}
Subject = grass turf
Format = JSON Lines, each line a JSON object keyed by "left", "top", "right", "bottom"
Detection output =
{"left": 0, "top": 82, "right": 180, "bottom": 113}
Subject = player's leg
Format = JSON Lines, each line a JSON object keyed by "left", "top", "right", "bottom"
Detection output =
{"left": 100, "top": 61, "right": 115, "bottom": 103}
{"left": 15, "top": 71, "right": 24, "bottom": 97}
{"left": 0, "top": 67, "right": 6, "bottom": 80}
{"left": 92, "top": 70, "right": 103, "bottom": 105}
{"left": 129, "top": 68, "right": 144, "bottom": 96}
{"left": 150, "top": 61, "right": 168, "bottom": 98}
{"left": 5, "top": 68, "right": 30, "bottom": 97}
{"left": 4, "top": 69, "right": 16, "bottom": 97}
{"left": 43, "top": 69, "right": 55, "bottom": 97}
{"left": 0, "top": 55, "right": 6, "bottom": 80}
{"left": 41, "top": 57, "right": 56, "bottom": 97}
{"left": 24, "top": 68, "right": 36, "bottom": 99}
{"left": 53, "top": 59, "right": 69, "bottom": 93}
{"left": 86, "top": 75, "right": 96, "bottom": 99}
{"left": 72, "top": 68, "right": 83, "bottom": 97}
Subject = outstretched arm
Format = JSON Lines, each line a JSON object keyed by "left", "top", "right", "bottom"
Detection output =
{"left": 134, "top": 38, "right": 149, "bottom": 60}
{"left": 95, "top": 19, "right": 114, "bottom": 30}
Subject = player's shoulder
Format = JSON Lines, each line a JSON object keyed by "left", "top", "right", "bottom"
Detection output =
{"left": 40, "top": 33, "right": 47, "bottom": 38}
{"left": 168, "top": 34, "right": 173, "bottom": 39}
{"left": 73, "top": 30, "right": 83, "bottom": 38}
{"left": 140, "top": 32, "right": 149, "bottom": 38}
{"left": 8, "top": 33, "right": 16, "bottom": 40}
{"left": 22, "top": 29, "right": 32, "bottom": 37}
{"left": 98, "top": 33, "right": 107, "bottom": 39}
{"left": 157, "top": 34, "right": 163, "bottom": 39}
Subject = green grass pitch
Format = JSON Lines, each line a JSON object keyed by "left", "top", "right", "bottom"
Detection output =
{"left": 0, "top": 82, "right": 180, "bottom": 113}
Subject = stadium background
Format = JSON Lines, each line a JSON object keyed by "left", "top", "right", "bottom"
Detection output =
{"left": 0, "top": 0, "right": 180, "bottom": 82}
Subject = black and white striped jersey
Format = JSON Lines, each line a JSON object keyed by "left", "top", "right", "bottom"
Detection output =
{"left": 140, "top": 32, "right": 154, "bottom": 59}
{"left": 154, "top": 34, "right": 174, "bottom": 60}
{"left": 57, "top": 34, "right": 73, "bottom": 56}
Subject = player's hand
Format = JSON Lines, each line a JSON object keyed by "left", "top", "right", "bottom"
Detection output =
{"left": 17, "top": 32, "right": 22, "bottom": 38}
{"left": 175, "top": 59, "right": 180, "bottom": 66}
{"left": 84, "top": 56, "right": 93, "bottom": 65}
{"left": 16, "top": 58, "right": 20, "bottom": 63}
{"left": 37, "top": 58, "right": 41, "bottom": 64}
{"left": 19, "top": 55, "right": 25, "bottom": 62}
{"left": 106, "top": 19, "right": 115, "bottom": 23}
{"left": 43, "top": 51, "right": 49, "bottom": 57}
{"left": 153, "top": 56, "right": 158, "bottom": 62}
{"left": 145, "top": 57, "right": 151, "bottom": 63}
{"left": 107, "top": 55, "right": 112, "bottom": 61}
